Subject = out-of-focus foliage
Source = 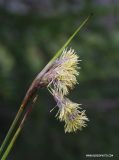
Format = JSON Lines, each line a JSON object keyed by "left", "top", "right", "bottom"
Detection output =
{"left": 0, "top": 0, "right": 119, "bottom": 159}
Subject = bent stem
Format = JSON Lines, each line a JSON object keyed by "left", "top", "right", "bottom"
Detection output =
{"left": 1, "top": 95, "right": 38, "bottom": 160}
{"left": 0, "top": 14, "right": 91, "bottom": 158}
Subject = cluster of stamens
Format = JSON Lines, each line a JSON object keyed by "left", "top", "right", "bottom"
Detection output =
{"left": 42, "top": 48, "right": 88, "bottom": 133}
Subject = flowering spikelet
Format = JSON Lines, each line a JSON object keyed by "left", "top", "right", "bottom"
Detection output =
{"left": 64, "top": 109, "right": 88, "bottom": 133}
{"left": 42, "top": 48, "right": 89, "bottom": 133}
{"left": 42, "top": 48, "right": 79, "bottom": 95}
{"left": 52, "top": 91, "right": 89, "bottom": 133}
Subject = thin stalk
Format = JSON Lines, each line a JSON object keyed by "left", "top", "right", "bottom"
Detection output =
{"left": 36, "top": 14, "right": 92, "bottom": 80}
{"left": 1, "top": 126, "right": 21, "bottom": 160}
{"left": 0, "top": 105, "right": 23, "bottom": 156}
{"left": 1, "top": 95, "right": 38, "bottom": 160}
{"left": 51, "top": 14, "right": 92, "bottom": 61}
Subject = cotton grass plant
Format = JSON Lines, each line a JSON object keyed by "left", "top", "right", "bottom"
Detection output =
{"left": 0, "top": 15, "right": 92, "bottom": 160}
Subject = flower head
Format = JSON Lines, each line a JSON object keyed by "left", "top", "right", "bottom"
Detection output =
{"left": 42, "top": 48, "right": 89, "bottom": 133}
{"left": 52, "top": 91, "right": 89, "bottom": 133}
{"left": 42, "top": 48, "right": 79, "bottom": 95}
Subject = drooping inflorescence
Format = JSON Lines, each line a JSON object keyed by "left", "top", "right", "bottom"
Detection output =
{"left": 42, "top": 48, "right": 88, "bottom": 133}
{"left": 52, "top": 91, "right": 88, "bottom": 133}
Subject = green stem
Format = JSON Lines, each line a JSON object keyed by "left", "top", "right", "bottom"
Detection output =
{"left": 51, "top": 14, "right": 92, "bottom": 61}
{"left": 1, "top": 127, "right": 21, "bottom": 160}
{"left": 1, "top": 96, "right": 38, "bottom": 160}
{"left": 0, "top": 105, "right": 23, "bottom": 157}
{"left": 36, "top": 14, "right": 91, "bottom": 80}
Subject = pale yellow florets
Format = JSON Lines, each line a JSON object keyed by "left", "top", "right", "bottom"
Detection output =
{"left": 43, "top": 48, "right": 89, "bottom": 133}
{"left": 43, "top": 48, "right": 79, "bottom": 95}
{"left": 55, "top": 49, "right": 79, "bottom": 95}
{"left": 56, "top": 98, "right": 88, "bottom": 133}
{"left": 64, "top": 110, "right": 88, "bottom": 133}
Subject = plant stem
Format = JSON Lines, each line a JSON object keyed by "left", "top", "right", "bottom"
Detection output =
{"left": 51, "top": 14, "right": 92, "bottom": 61}
{"left": 1, "top": 95, "right": 38, "bottom": 160}
{"left": 1, "top": 127, "right": 21, "bottom": 160}
{"left": 0, "top": 105, "right": 23, "bottom": 157}
{"left": 0, "top": 77, "right": 39, "bottom": 157}
{"left": 0, "top": 84, "right": 38, "bottom": 157}
{"left": 36, "top": 15, "right": 92, "bottom": 80}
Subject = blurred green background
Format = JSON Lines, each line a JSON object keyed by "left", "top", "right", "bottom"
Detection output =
{"left": 0, "top": 0, "right": 119, "bottom": 159}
